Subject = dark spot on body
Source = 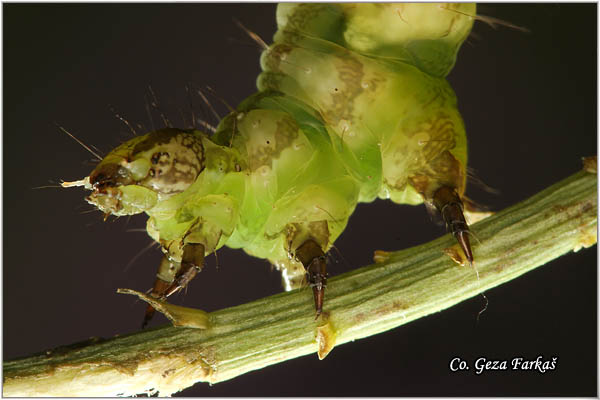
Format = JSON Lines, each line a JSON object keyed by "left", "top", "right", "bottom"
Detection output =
{"left": 151, "top": 151, "right": 170, "bottom": 165}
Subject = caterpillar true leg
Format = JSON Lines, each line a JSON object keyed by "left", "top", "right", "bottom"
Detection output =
{"left": 295, "top": 239, "right": 328, "bottom": 318}
{"left": 165, "top": 243, "right": 205, "bottom": 297}
{"left": 143, "top": 256, "right": 173, "bottom": 326}
{"left": 143, "top": 243, "right": 205, "bottom": 327}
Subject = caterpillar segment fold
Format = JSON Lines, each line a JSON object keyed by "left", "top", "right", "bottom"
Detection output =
{"left": 62, "top": 3, "right": 480, "bottom": 326}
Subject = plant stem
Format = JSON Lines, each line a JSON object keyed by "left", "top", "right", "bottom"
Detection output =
{"left": 3, "top": 167, "right": 596, "bottom": 397}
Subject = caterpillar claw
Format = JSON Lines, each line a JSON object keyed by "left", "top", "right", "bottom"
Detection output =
{"left": 312, "top": 277, "right": 325, "bottom": 320}
{"left": 142, "top": 276, "right": 171, "bottom": 328}
{"left": 296, "top": 240, "right": 328, "bottom": 317}
{"left": 455, "top": 230, "right": 473, "bottom": 265}
{"left": 142, "top": 243, "right": 205, "bottom": 328}
{"left": 142, "top": 305, "right": 156, "bottom": 329}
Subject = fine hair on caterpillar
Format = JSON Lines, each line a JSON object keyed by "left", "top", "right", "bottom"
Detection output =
{"left": 62, "top": 3, "right": 490, "bottom": 327}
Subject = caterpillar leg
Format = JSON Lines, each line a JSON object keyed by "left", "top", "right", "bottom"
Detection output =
{"left": 142, "top": 242, "right": 205, "bottom": 327}
{"left": 432, "top": 186, "right": 473, "bottom": 264}
{"left": 295, "top": 239, "right": 328, "bottom": 318}
{"left": 406, "top": 147, "right": 473, "bottom": 263}
{"left": 269, "top": 219, "right": 334, "bottom": 317}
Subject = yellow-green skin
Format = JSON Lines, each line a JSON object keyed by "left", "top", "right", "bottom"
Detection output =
{"left": 86, "top": 3, "right": 475, "bottom": 289}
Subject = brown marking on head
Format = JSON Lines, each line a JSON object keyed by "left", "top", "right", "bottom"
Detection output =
{"left": 135, "top": 129, "right": 205, "bottom": 195}
{"left": 89, "top": 161, "right": 136, "bottom": 192}
{"left": 132, "top": 128, "right": 182, "bottom": 153}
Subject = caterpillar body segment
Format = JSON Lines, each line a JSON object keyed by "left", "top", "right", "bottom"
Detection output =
{"left": 255, "top": 3, "right": 476, "bottom": 284}
{"left": 63, "top": 3, "right": 477, "bottom": 323}
{"left": 259, "top": 3, "right": 474, "bottom": 204}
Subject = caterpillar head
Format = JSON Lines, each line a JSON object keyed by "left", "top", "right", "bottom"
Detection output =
{"left": 62, "top": 128, "right": 205, "bottom": 216}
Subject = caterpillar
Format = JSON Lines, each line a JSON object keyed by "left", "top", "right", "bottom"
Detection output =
{"left": 5, "top": 3, "right": 597, "bottom": 396}
{"left": 62, "top": 3, "right": 477, "bottom": 325}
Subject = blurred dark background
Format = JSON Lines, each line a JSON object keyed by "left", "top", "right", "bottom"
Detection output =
{"left": 3, "top": 3, "right": 597, "bottom": 396}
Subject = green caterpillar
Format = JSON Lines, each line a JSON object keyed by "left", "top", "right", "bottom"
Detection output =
{"left": 63, "top": 3, "right": 476, "bottom": 325}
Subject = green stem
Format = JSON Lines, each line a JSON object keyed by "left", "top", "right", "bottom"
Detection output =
{"left": 3, "top": 167, "right": 596, "bottom": 397}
